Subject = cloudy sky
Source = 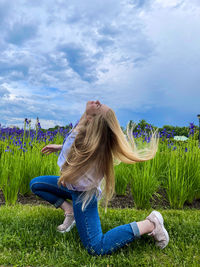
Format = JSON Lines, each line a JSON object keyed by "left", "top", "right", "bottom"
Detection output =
{"left": 0, "top": 0, "right": 200, "bottom": 129}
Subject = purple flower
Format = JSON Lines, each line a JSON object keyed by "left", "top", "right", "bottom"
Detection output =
{"left": 185, "top": 148, "right": 188, "bottom": 152}
{"left": 189, "top": 122, "right": 195, "bottom": 136}
{"left": 189, "top": 122, "right": 195, "bottom": 129}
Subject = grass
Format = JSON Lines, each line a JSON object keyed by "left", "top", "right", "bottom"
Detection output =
{"left": 0, "top": 205, "right": 199, "bottom": 266}
{"left": 1, "top": 133, "right": 200, "bottom": 208}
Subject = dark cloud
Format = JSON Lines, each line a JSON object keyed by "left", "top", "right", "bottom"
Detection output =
{"left": 58, "top": 43, "right": 98, "bottom": 83}
{"left": 0, "top": 61, "right": 29, "bottom": 80}
{"left": 5, "top": 23, "right": 38, "bottom": 45}
{"left": 100, "top": 68, "right": 109, "bottom": 73}
{"left": 66, "top": 11, "right": 83, "bottom": 24}
{"left": 44, "top": 54, "right": 68, "bottom": 73}
{"left": 97, "top": 38, "right": 114, "bottom": 49}
{"left": 98, "top": 25, "right": 120, "bottom": 36}
{"left": 0, "top": 97, "right": 60, "bottom": 122}
{"left": 131, "top": 0, "right": 152, "bottom": 9}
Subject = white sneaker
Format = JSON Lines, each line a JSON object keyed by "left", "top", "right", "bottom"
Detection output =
{"left": 146, "top": 210, "right": 169, "bottom": 249}
{"left": 57, "top": 214, "right": 76, "bottom": 233}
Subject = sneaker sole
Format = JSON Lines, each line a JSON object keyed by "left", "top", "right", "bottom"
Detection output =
{"left": 152, "top": 211, "right": 169, "bottom": 249}
{"left": 57, "top": 220, "right": 76, "bottom": 233}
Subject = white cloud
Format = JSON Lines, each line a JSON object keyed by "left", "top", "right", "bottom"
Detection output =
{"left": 155, "top": 0, "right": 184, "bottom": 8}
{"left": 5, "top": 117, "right": 64, "bottom": 130}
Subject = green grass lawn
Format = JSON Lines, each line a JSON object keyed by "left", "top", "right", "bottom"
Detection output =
{"left": 0, "top": 205, "right": 199, "bottom": 267}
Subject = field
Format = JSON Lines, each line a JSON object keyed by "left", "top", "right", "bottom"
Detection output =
{"left": 0, "top": 120, "right": 200, "bottom": 266}
{"left": 0, "top": 205, "right": 200, "bottom": 266}
{"left": 0, "top": 120, "right": 200, "bottom": 209}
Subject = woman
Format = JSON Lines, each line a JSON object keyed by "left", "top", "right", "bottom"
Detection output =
{"left": 30, "top": 100, "right": 169, "bottom": 255}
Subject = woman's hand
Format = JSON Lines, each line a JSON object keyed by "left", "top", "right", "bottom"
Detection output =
{"left": 41, "top": 144, "right": 62, "bottom": 155}
{"left": 61, "top": 180, "right": 66, "bottom": 187}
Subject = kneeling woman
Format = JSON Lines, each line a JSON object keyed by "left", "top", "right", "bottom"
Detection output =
{"left": 30, "top": 100, "right": 169, "bottom": 255}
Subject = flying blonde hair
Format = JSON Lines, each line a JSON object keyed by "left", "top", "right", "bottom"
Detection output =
{"left": 58, "top": 108, "right": 159, "bottom": 211}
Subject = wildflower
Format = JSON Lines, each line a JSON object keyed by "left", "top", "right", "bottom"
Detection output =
{"left": 185, "top": 148, "right": 188, "bottom": 152}
{"left": 189, "top": 122, "right": 195, "bottom": 129}
{"left": 189, "top": 122, "right": 195, "bottom": 136}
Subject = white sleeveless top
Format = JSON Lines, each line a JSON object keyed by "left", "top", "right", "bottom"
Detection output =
{"left": 57, "top": 130, "right": 104, "bottom": 193}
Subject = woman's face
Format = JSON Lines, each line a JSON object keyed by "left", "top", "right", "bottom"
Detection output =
{"left": 86, "top": 100, "right": 110, "bottom": 119}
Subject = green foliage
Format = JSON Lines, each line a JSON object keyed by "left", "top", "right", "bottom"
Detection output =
{"left": 0, "top": 139, "right": 60, "bottom": 204}
{"left": 160, "top": 125, "right": 190, "bottom": 137}
{"left": 127, "top": 119, "right": 199, "bottom": 138}
{"left": 137, "top": 119, "right": 157, "bottom": 131}
{"left": 129, "top": 159, "right": 160, "bottom": 209}
{"left": 114, "top": 163, "right": 131, "bottom": 195}
{"left": 48, "top": 124, "right": 72, "bottom": 132}
{"left": 113, "top": 137, "right": 200, "bottom": 209}
{"left": 0, "top": 119, "right": 200, "bottom": 209}
{"left": 128, "top": 119, "right": 157, "bottom": 132}
{"left": 164, "top": 140, "right": 200, "bottom": 208}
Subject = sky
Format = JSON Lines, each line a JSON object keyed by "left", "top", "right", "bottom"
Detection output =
{"left": 0, "top": 0, "right": 200, "bottom": 129}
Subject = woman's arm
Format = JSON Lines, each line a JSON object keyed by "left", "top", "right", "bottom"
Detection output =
{"left": 41, "top": 144, "right": 62, "bottom": 155}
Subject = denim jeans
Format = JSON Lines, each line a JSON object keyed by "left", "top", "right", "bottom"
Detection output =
{"left": 30, "top": 175, "right": 140, "bottom": 255}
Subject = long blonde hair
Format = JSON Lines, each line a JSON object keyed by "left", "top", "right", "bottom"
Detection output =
{"left": 58, "top": 108, "right": 159, "bottom": 210}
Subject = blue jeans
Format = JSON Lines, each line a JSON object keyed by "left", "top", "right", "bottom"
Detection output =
{"left": 30, "top": 175, "right": 140, "bottom": 255}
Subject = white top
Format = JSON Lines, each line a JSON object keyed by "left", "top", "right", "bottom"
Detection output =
{"left": 57, "top": 129, "right": 104, "bottom": 193}
{"left": 57, "top": 129, "right": 76, "bottom": 170}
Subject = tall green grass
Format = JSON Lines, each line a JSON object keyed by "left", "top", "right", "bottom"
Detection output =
{"left": 165, "top": 139, "right": 200, "bottom": 208}
{"left": 0, "top": 127, "right": 200, "bottom": 209}
{"left": 114, "top": 163, "right": 131, "bottom": 195}
{"left": 0, "top": 139, "right": 60, "bottom": 205}
{"left": 113, "top": 137, "right": 200, "bottom": 209}
{"left": 129, "top": 158, "right": 160, "bottom": 209}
